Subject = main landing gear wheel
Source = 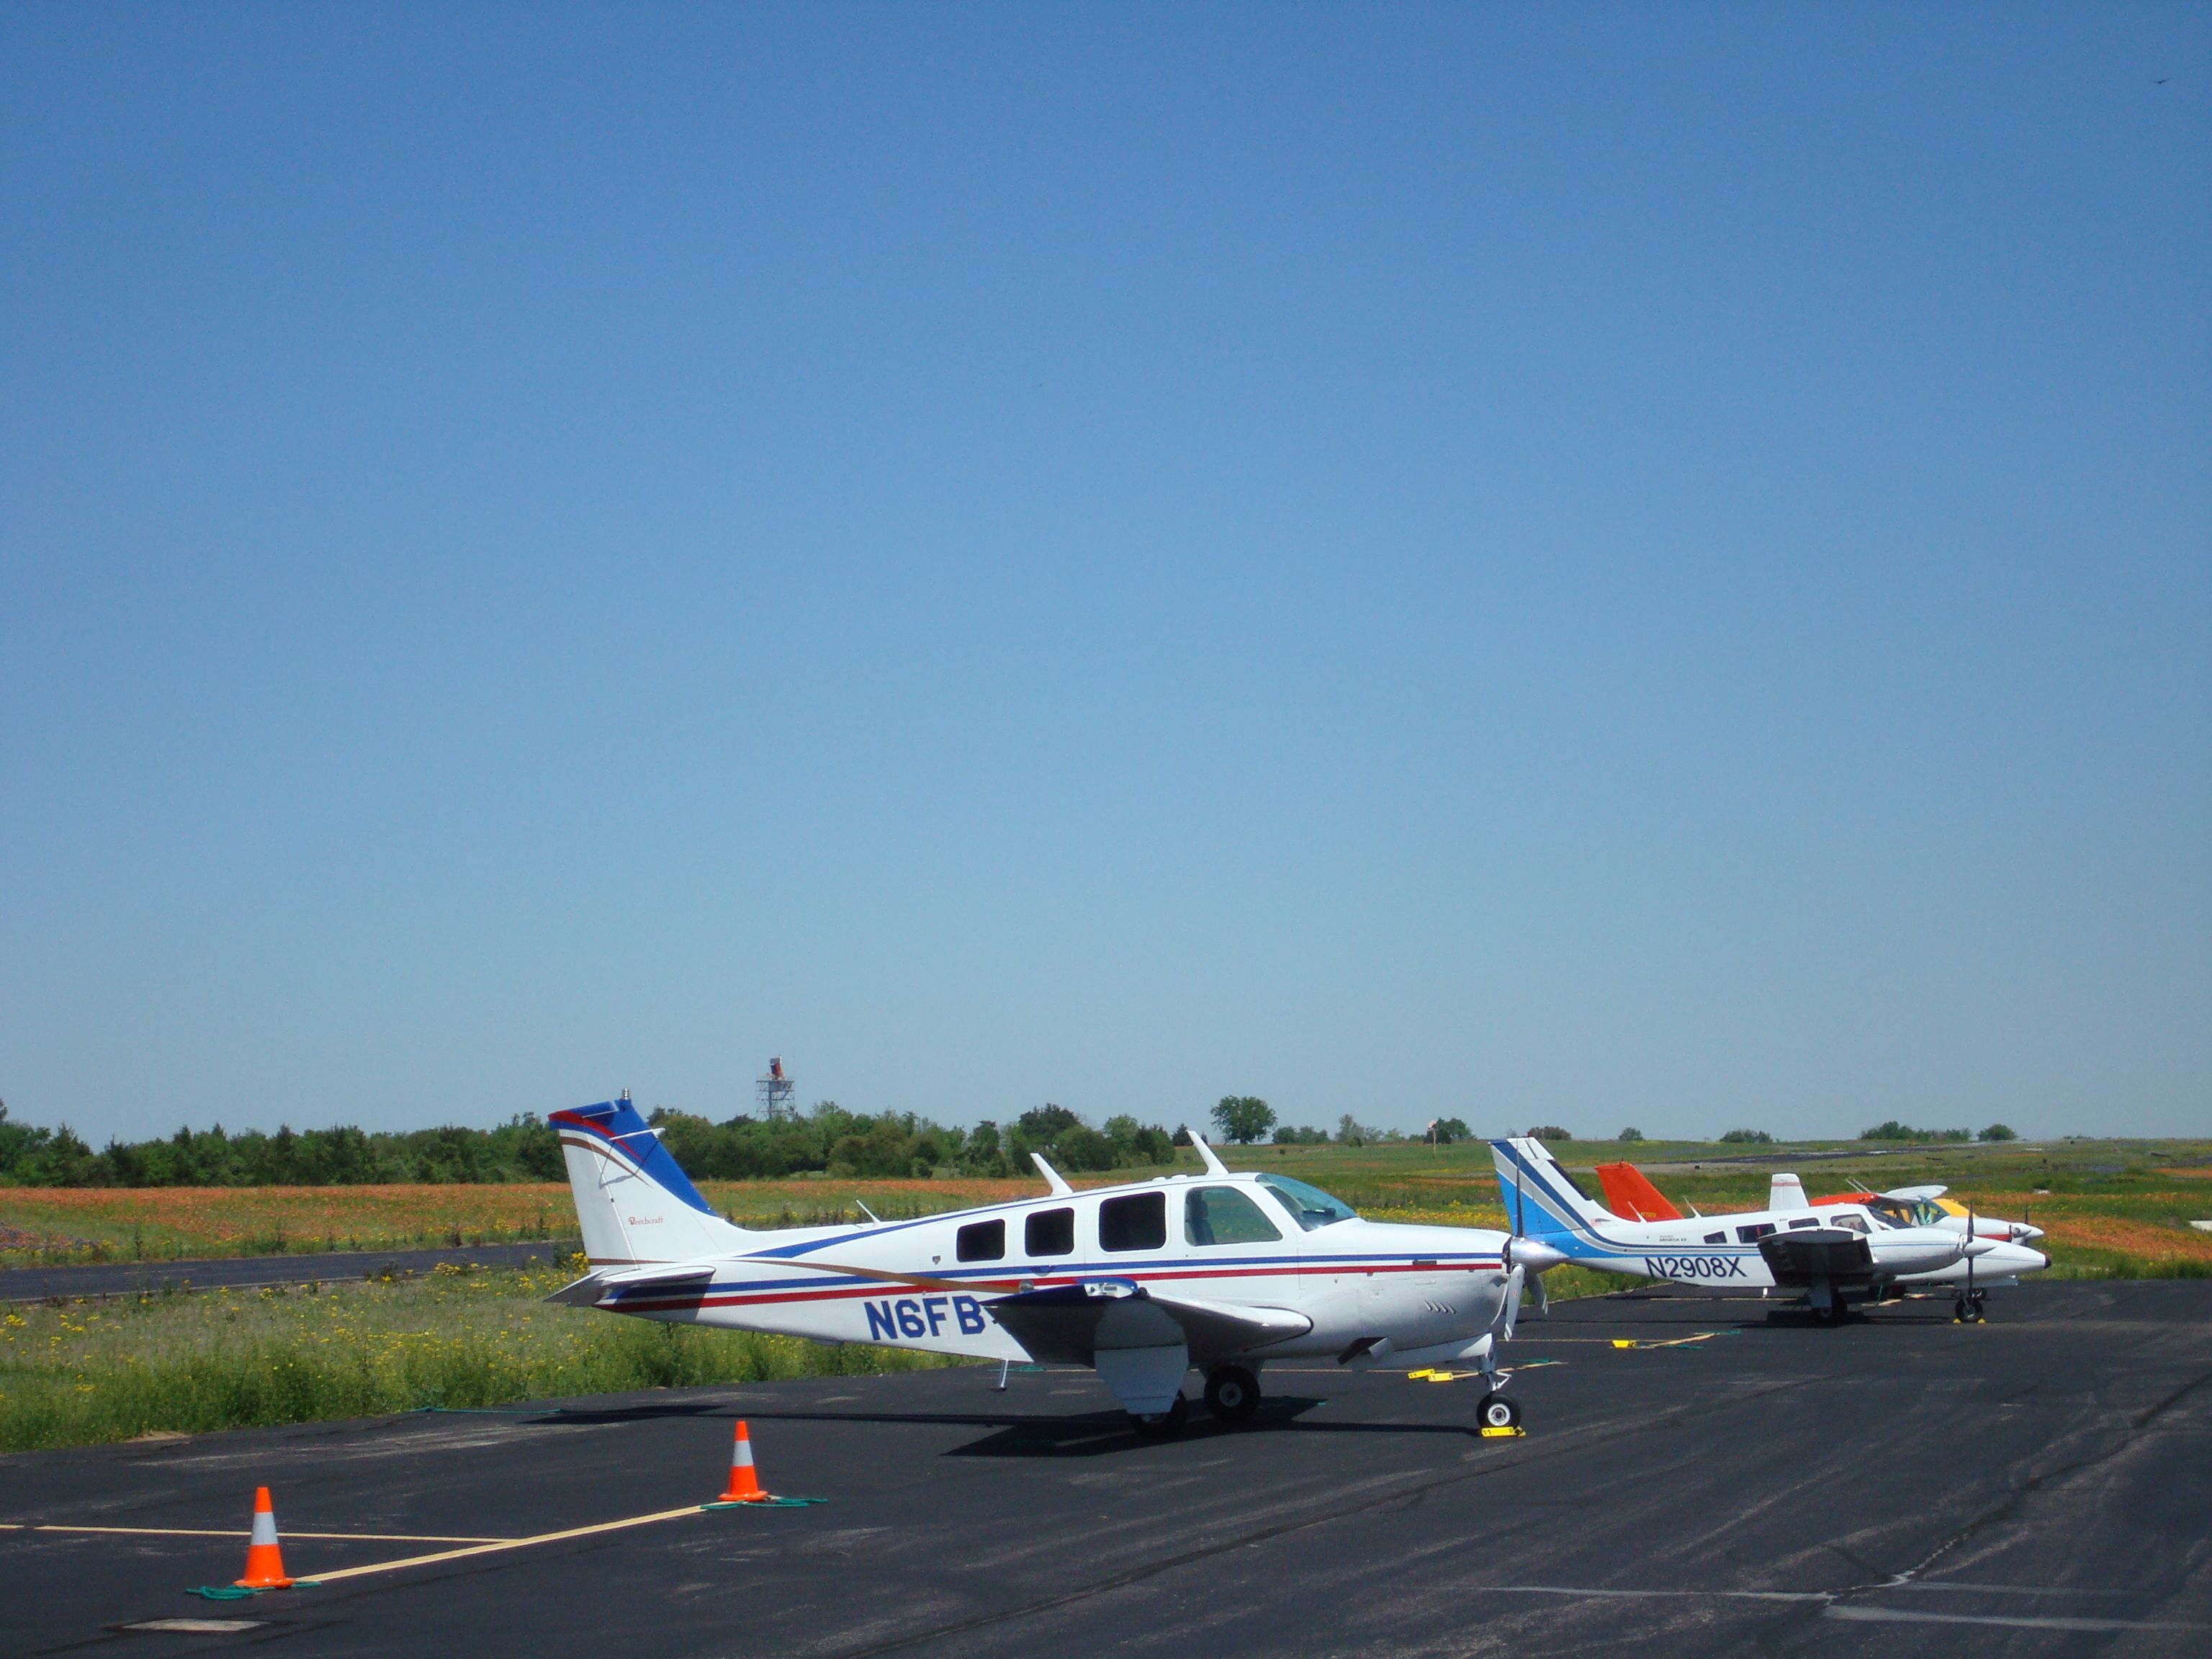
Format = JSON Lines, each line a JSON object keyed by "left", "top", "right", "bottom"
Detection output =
{"left": 1476, "top": 1393, "right": 1521, "bottom": 1431}
{"left": 1954, "top": 1292, "right": 1987, "bottom": 1324}
{"left": 1132, "top": 1396, "right": 1190, "bottom": 1437}
{"left": 1205, "top": 1365, "right": 1262, "bottom": 1424}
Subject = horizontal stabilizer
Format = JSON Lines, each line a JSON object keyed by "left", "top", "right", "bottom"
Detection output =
{"left": 544, "top": 1264, "right": 715, "bottom": 1308}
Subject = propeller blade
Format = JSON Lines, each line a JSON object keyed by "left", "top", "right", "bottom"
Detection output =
{"left": 1529, "top": 1270, "right": 1550, "bottom": 1317}
{"left": 1500, "top": 1264, "right": 1527, "bottom": 1341}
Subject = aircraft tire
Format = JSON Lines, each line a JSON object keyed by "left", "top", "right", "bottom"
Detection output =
{"left": 1205, "top": 1365, "right": 1262, "bottom": 1424}
{"left": 1477, "top": 1393, "right": 1521, "bottom": 1431}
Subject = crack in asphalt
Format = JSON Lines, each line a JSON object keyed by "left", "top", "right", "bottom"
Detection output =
{"left": 1885, "top": 1362, "right": 2212, "bottom": 1590}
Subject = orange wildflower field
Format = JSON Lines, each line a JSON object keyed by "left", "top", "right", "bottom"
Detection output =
{"left": 3, "top": 1164, "right": 2208, "bottom": 1272}
{"left": 0, "top": 1173, "right": 1141, "bottom": 1264}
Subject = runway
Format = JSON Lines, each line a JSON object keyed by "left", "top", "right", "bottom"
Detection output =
{"left": 2, "top": 1280, "right": 2206, "bottom": 1656}
{"left": 0, "top": 1240, "right": 583, "bottom": 1303}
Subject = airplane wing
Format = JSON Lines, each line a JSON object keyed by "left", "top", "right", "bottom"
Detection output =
{"left": 1756, "top": 1228, "right": 1875, "bottom": 1287}
{"left": 985, "top": 1280, "right": 1312, "bottom": 1367}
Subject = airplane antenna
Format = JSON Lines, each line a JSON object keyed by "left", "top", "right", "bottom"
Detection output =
{"left": 855, "top": 1200, "right": 881, "bottom": 1224}
{"left": 1031, "top": 1152, "right": 1073, "bottom": 1197}
{"left": 1184, "top": 1129, "right": 1229, "bottom": 1178}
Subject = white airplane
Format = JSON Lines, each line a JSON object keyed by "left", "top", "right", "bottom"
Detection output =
{"left": 547, "top": 1096, "right": 1564, "bottom": 1430}
{"left": 1797, "top": 1178, "right": 2045, "bottom": 1245}
{"left": 1604, "top": 1161, "right": 2046, "bottom": 1247}
{"left": 1492, "top": 1138, "right": 2048, "bottom": 1323}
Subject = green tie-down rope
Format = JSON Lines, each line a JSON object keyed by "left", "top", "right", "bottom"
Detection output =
{"left": 699, "top": 1497, "right": 826, "bottom": 1510}
{"left": 185, "top": 1582, "right": 320, "bottom": 1600}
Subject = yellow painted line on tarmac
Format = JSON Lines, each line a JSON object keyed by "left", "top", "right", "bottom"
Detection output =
{"left": 306, "top": 1504, "right": 715, "bottom": 1583}
{"left": 9, "top": 1524, "right": 510, "bottom": 1544}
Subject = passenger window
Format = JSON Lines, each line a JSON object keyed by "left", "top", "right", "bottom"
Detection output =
{"left": 1185, "top": 1187, "right": 1284, "bottom": 1247}
{"left": 1736, "top": 1222, "right": 1776, "bottom": 1243}
{"left": 1789, "top": 1217, "right": 1820, "bottom": 1230}
{"left": 1025, "top": 1208, "right": 1074, "bottom": 1256}
{"left": 956, "top": 1219, "right": 1005, "bottom": 1262}
{"left": 1703, "top": 1231, "right": 1726, "bottom": 1245}
{"left": 1099, "top": 1192, "right": 1166, "bottom": 1253}
{"left": 1829, "top": 1213, "right": 1870, "bottom": 1235}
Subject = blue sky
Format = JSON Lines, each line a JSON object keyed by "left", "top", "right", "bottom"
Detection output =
{"left": 4, "top": 4, "right": 2206, "bottom": 1144}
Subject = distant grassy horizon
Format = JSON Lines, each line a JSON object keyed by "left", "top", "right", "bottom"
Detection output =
{"left": 4, "top": 1135, "right": 2208, "bottom": 1279}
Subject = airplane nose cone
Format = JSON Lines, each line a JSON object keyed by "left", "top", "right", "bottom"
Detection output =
{"left": 1512, "top": 1239, "right": 1567, "bottom": 1273}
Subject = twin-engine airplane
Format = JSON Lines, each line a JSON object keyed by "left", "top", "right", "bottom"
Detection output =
{"left": 1492, "top": 1137, "right": 2047, "bottom": 1323}
{"left": 548, "top": 1096, "right": 1563, "bottom": 1431}
{"left": 1596, "top": 1162, "right": 2046, "bottom": 1247}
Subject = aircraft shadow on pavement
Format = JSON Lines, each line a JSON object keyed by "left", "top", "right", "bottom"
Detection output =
{"left": 529, "top": 1399, "right": 733, "bottom": 1426}
{"left": 684, "top": 1399, "right": 1498, "bottom": 1459}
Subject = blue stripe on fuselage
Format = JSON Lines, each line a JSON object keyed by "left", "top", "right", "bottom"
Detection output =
{"left": 601, "top": 1246, "right": 1505, "bottom": 1303}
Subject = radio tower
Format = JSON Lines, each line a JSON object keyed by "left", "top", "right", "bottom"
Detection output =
{"left": 756, "top": 1056, "right": 796, "bottom": 1120}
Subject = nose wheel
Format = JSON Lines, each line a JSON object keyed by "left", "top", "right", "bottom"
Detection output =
{"left": 1954, "top": 1291, "right": 1987, "bottom": 1324}
{"left": 1204, "top": 1365, "right": 1262, "bottom": 1424}
{"left": 1476, "top": 1392, "right": 1522, "bottom": 1431}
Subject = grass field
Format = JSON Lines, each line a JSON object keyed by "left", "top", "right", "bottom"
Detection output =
{"left": 4, "top": 1136, "right": 2207, "bottom": 1452}
{"left": 0, "top": 1260, "right": 954, "bottom": 1453}
{"left": 5, "top": 1136, "right": 2210, "bottom": 1277}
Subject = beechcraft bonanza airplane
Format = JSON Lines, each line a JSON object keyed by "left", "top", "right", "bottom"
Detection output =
{"left": 547, "top": 1095, "right": 1562, "bottom": 1431}
{"left": 1491, "top": 1137, "right": 2047, "bottom": 1323}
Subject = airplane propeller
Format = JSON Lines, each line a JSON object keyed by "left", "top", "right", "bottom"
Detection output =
{"left": 1498, "top": 1142, "right": 1560, "bottom": 1323}
{"left": 1499, "top": 1263, "right": 1527, "bottom": 1340}
{"left": 1964, "top": 1206, "right": 1978, "bottom": 1316}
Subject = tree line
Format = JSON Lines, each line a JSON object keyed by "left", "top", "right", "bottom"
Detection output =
{"left": 0, "top": 1099, "right": 1189, "bottom": 1187}
{"left": 0, "top": 1103, "right": 567, "bottom": 1187}
{"left": 0, "top": 1092, "right": 1458, "bottom": 1189}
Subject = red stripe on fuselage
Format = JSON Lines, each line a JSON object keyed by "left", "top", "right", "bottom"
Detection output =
{"left": 603, "top": 1257, "right": 1502, "bottom": 1313}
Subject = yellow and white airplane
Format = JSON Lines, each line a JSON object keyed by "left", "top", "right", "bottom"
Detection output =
{"left": 549, "top": 1096, "right": 1562, "bottom": 1431}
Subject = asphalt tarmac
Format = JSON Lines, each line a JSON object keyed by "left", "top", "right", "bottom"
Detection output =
{"left": 3, "top": 1280, "right": 2206, "bottom": 1657}
{"left": 0, "top": 1241, "right": 584, "bottom": 1303}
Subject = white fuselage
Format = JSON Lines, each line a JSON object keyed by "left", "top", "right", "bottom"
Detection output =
{"left": 593, "top": 1173, "right": 1518, "bottom": 1369}
{"left": 1542, "top": 1201, "right": 2045, "bottom": 1291}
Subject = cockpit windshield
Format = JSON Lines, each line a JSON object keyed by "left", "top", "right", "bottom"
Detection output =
{"left": 1863, "top": 1197, "right": 1947, "bottom": 1230}
{"left": 1256, "top": 1174, "right": 1358, "bottom": 1231}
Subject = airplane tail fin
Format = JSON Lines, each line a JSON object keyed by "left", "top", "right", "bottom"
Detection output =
{"left": 1768, "top": 1172, "right": 1807, "bottom": 1211}
{"left": 1595, "top": 1161, "right": 1683, "bottom": 1222}
{"left": 1490, "top": 1138, "right": 1615, "bottom": 1239}
{"left": 549, "top": 1095, "right": 752, "bottom": 1266}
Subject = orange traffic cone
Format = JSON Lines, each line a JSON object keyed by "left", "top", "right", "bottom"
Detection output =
{"left": 716, "top": 1420, "right": 772, "bottom": 1503}
{"left": 233, "top": 1487, "right": 292, "bottom": 1589}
